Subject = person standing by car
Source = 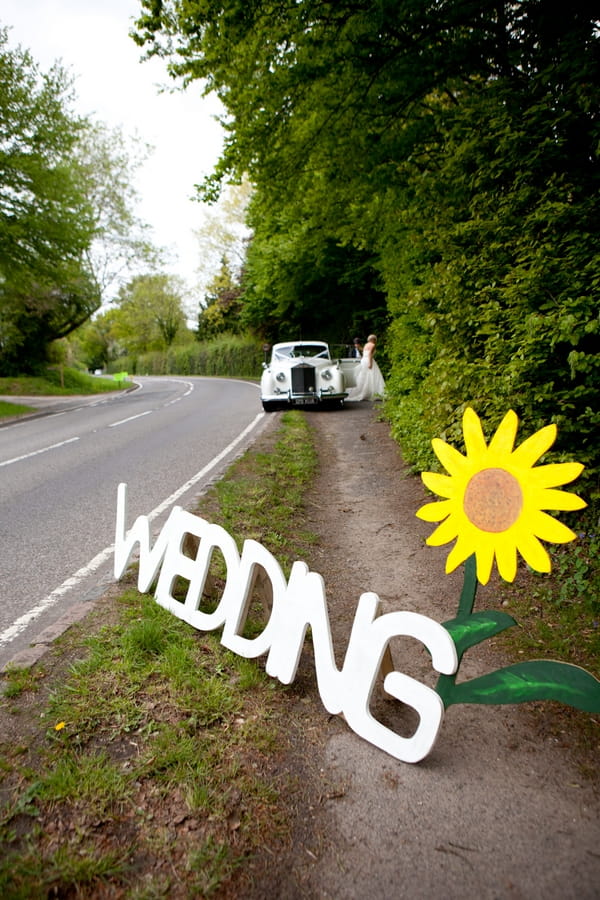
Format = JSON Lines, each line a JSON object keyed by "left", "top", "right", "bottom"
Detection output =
{"left": 350, "top": 337, "right": 363, "bottom": 358}
{"left": 347, "top": 334, "right": 385, "bottom": 401}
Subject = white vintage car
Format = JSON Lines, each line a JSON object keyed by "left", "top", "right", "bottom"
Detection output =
{"left": 260, "top": 341, "right": 359, "bottom": 411}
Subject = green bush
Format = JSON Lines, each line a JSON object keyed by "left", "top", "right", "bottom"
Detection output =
{"left": 110, "top": 334, "right": 264, "bottom": 378}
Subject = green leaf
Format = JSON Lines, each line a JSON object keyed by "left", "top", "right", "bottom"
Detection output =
{"left": 445, "top": 660, "right": 600, "bottom": 712}
{"left": 443, "top": 610, "right": 517, "bottom": 660}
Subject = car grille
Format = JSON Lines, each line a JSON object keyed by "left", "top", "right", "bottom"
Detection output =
{"left": 291, "top": 363, "right": 316, "bottom": 394}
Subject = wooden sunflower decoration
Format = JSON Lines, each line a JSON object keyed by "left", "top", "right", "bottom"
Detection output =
{"left": 416, "top": 408, "right": 586, "bottom": 584}
{"left": 415, "top": 408, "right": 599, "bottom": 715}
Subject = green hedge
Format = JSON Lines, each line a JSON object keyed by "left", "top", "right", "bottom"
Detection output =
{"left": 109, "top": 335, "right": 264, "bottom": 379}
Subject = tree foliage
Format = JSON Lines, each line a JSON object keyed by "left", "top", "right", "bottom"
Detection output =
{"left": 75, "top": 122, "right": 160, "bottom": 300}
{"left": 133, "top": 1, "right": 600, "bottom": 486}
{"left": 111, "top": 273, "right": 189, "bottom": 357}
{"left": 74, "top": 311, "right": 122, "bottom": 372}
{"left": 0, "top": 26, "right": 98, "bottom": 373}
{"left": 193, "top": 178, "right": 252, "bottom": 283}
{"left": 197, "top": 256, "right": 244, "bottom": 340}
{"left": 0, "top": 27, "right": 159, "bottom": 375}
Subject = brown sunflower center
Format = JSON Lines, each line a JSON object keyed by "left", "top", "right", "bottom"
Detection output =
{"left": 463, "top": 467, "right": 523, "bottom": 533}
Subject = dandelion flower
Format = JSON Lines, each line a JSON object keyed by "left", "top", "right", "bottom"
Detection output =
{"left": 416, "top": 408, "right": 586, "bottom": 584}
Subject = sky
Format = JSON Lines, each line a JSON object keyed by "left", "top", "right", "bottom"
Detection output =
{"left": 2, "top": 0, "right": 226, "bottom": 301}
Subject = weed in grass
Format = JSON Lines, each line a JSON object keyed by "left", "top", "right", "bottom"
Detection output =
{"left": 2, "top": 666, "right": 44, "bottom": 699}
{"left": 160, "top": 639, "right": 200, "bottom": 688}
{"left": 0, "top": 843, "right": 130, "bottom": 900}
{"left": 185, "top": 778, "right": 212, "bottom": 812}
{"left": 125, "top": 873, "right": 172, "bottom": 900}
{"left": 184, "top": 752, "right": 244, "bottom": 815}
{"left": 187, "top": 835, "right": 245, "bottom": 896}
{"left": 133, "top": 726, "right": 241, "bottom": 816}
{"left": 236, "top": 716, "right": 280, "bottom": 754}
{"left": 121, "top": 616, "right": 170, "bottom": 661}
{"left": 136, "top": 725, "right": 208, "bottom": 783}
{"left": 1, "top": 780, "right": 43, "bottom": 829}
{"left": 48, "top": 666, "right": 145, "bottom": 741}
{"left": 46, "top": 844, "right": 131, "bottom": 891}
{"left": 36, "top": 749, "right": 131, "bottom": 815}
{"left": 193, "top": 674, "right": 238, "bottom": 726}
{"left": 232, "top": 656, "right": 265, "bottom": 691}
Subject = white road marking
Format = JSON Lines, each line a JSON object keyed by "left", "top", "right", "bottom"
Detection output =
{"left": 108, "top": 410, "right": 153, "bottom": 427}
{"left": 0, "top": 436, "right": 80, "bottom": 468}
{"left": 0, "top": 545, "right": 114, "bottom": 647}
{"left": 0, "top": 412, "right": 265, "bottom": 648}
{"left": 140, "top": 412, "right": 265, "bottom": 521}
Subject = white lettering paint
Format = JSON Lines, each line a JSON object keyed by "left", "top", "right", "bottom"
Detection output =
{"left": 114, "top": 483, "right": 457, "bottom": 763}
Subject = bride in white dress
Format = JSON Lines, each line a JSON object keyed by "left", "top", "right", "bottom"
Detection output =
{"left": 347, "top": 334, "right": 385, "bottom": 401}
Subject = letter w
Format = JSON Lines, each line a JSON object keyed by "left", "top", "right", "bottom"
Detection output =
{"left": 114, "top": 482, "right": 180, "bottom": 592}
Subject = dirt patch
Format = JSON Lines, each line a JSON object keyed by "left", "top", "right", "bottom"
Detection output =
{"left": 247, "top": 402, "right": 599, "bottom": 899}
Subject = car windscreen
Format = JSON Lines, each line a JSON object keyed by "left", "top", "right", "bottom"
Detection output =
{"left": 274, "top": 344, "right": 329, "bottom": 360}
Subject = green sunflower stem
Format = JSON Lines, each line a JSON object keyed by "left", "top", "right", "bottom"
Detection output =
{"left": 437, "top": 554, "right": 478, "bottom": 708}
{"left": 458, "top": 554, "right": 478, "bottom": 619}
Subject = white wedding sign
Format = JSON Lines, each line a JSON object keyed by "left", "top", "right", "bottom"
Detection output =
{"left": 114, "top": 483, "right": 458, "bottom": 763}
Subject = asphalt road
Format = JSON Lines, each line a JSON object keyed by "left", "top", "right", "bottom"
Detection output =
{"left": 0, "top": 376, "right": 268, "bottom": 669}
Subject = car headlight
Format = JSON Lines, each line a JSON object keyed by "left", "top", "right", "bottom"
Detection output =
{"left": 321, "top": 368, "right": 332, "bottom": 380}
{"left": 276, "top": 372, "right": 286, "bottom": 383}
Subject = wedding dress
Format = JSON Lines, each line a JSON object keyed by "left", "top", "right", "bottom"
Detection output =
{"left": 347, "top": 349, "right": 385, "bottom": 401}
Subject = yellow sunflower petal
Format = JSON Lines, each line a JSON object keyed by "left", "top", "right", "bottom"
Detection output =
{"left": 529, "top": 510, "right": 577, "bottom": 544}
{"left": 445, "top": 532, "right": 476, "bottom": 573}
{"left": 494, "top": 537, "right": 518, "bottom": 582}
{"left": 474, "top": 542, "right": 495, "bottom": 585}
{"left": 416, "top": 500, "right": 453, "bottom": 522}
{"left": 431, "top": 438, "right": 468, "bottom": 476}
{"left": 528, "top": 461, "right": 584, "bottom": 489}
{"left": 515, "top": 531, "right": 551, "bottom": 574}
{"left": 488, "top": 409, "right": 519, "bottom": 454}
{"left": 462, "top": 407, "right": 488, "bottom": 457}
{"left": 511, "top": 423, "right": 557, "bottom": 467}
{"left": 528, "top": 487, "right": 587, "bottom": 512}
{"left": 425, "top": 516, "right": 460, "bottom": 546}
{"left": 421, "top": 471, "right": 456, "bottom": 498}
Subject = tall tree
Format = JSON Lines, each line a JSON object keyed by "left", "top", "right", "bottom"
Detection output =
{"left": 74, "top": 310, "right": 122, "bottom": 372}
{"left": 111, "top": 273, "right": 188, "bottom": 357}
{"left": 197, "top": 256, "right": 244, "bottom": 340}
{"left": 193, "top": 179, "right": 252, "bottom": 283}
{"left": 0, "top": 26, "right": 97, "bottom": 373}
{"left": 76, "top": 122, "right": 160, "bottom": 301}
{"left": 0, "top": 27, "right": 162, "bottom": 375}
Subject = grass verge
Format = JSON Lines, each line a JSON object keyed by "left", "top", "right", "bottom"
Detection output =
{"left": 0, "top": 400, "right": 37, "bottom": 418}
{"left": 0, "top": 410, "right": 318, "bottom": 899}
{"left": 0, "top": 367, "right": 127, "bottom": 402}
{"left": 479, "top": 525, "right": 600, "bottom": 767}
{"left": 500, "top": 531, "right": 599, "bottom": 678}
